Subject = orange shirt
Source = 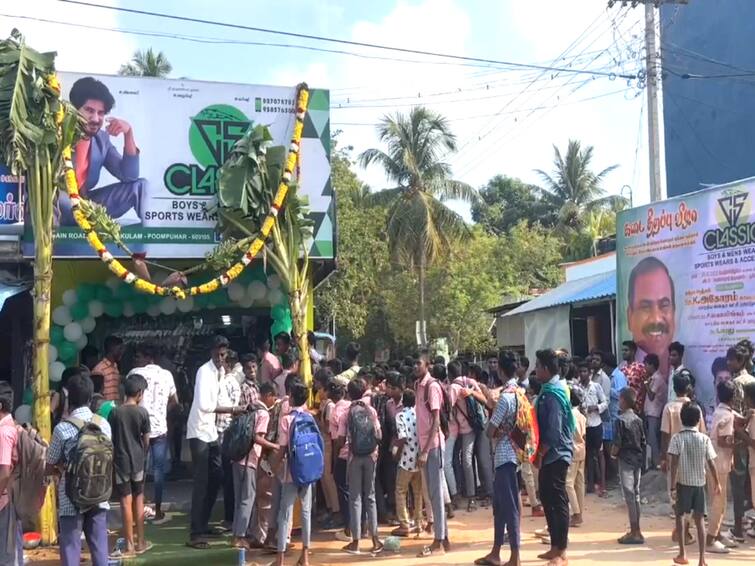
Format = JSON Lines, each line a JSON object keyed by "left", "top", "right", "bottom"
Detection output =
{"left": 94, "top": 358, "right": 121, "bottom": 401}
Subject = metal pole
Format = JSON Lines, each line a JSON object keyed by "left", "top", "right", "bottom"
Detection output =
{"left": 645, "top": 2, "right": 664, "bottom": 202}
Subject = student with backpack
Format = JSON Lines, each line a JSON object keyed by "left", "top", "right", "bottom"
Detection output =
{"left": 0, "top": 381, "right": 23, "bottom": 566}
{"left": 328, "top": 379, "right": 352, "bottom": 542}
{"left": 108, "top": 374, "right": 152, "bottom": 558}
{"left": 415, "top": 353, "right": 450, "bottom": 558}
{"left": 229, "top": 382, "right": 278, "bottom": 550}
{"left": 270, "top": 379, "right": 322, "bottom": 566}
{"left": 45, "top": 373, "right": 113, "bottom": 566}
{"left": 338, "top": 378, "right": 384, "bottom": 555}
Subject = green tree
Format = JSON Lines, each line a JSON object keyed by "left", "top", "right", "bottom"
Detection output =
{"left": 118, "top": 48, "right": 172, "bottom": 77}
{"left": 536, "top": 139, "right": 621, "bottom": 230}
{"left": 472, "top": 175, "right": 551, "bottom": 234}
{"left": 498, "top": 221, "right": 564, "bottom": 294}
{"left": 358, "top": 106, "right": 478, "bottom": 346}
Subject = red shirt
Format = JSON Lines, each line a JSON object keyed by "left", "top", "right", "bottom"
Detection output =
{"left": 93, "top": 358, "right": 121, "bottom": 401}
{"left": 621, "top": 361, "right": 647, "bottom": 413}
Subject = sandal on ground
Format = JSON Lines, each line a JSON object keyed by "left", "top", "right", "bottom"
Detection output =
{"left": 136, "top": 541, "right": 154, "bottom": 555}
{"left": 391, "top": 527, "right": 411, "bottom": 537}
{"left": 617, "top": 533, "right": 644, "bottom": 545}
{"left": 342, "top": 544, "right": 362, "bottom": 555}
{"left": 417, "top": 544, "right": 444, "bottom": 558}
{"left": 467, "top": 499, "right": 478, "bottom": 512}
{"left": 371, "top": 542, "right": 384, "bottom": 555}
{"left": 474, "top": 557, "right": 500, "bottom": 566}
{"left": 673, "top": 557, "right": 689, "bottom": 565}
{"left": 185, "top": 540, "right": 211, "bottom": 550}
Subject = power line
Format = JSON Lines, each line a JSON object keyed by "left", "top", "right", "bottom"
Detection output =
{"left": 55, "top": 0, "right": 638, "bottom": 80}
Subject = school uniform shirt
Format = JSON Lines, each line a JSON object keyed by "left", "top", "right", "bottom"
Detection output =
{"left": 580, "top": 380, "right": 608, "bottom": 428}
{"left": 236, "top": 407, "right": 270, "bottom": 469}
{"left": 489, "top": 381, "right": 518, "bottom": 468}
{"left": 276, "top": 404, "right": 309, "bottom": 483}
{"left": 416, "top": 373, "right": 445, "bottom": 452}
{"left": 329, "top": 399, "right": 350, "bottom": 459}
{"left": 385, "top": 398, "right": 402, "bottom": 422}
{"left": 259, "top": 352, "right": 282, "bottom": 385}
{"left": 239, "top": 380, "right": 260, "bottom": 408}
{"left": 667, "top": 427, "right": 716, "bottom": 487}
{"left": 108, "top": 404, "right": 151, "bottom": 480}
{"left": 661, "top": 396, "right": 706, "bottom": 449}
{"left": 186, "top": 360, "right": 224, "bottom": 443}
{"left": 643, "top": 370, "right": 667, "bottom": 419}
{"left": 0, "top": 414, "right": 18, "bottom": 512}
{"left": 216, "top": 373, "right": 241, "bottom": 434}
{"left": 395, "top": 407, "right": 419, "bottom": 472}
{"left": 47, "top": 407, "right": 112, "bottom": 516}
{"left": 273, "top": 370, "right": 290, "bottom": 399}
{"left": 131, "top": 363, "right": 176, "bottom": 439}
{"left": 336, "top": 399, "right": 381, "bottom": 461}
{"left": 448, "top": 376, "right": 481, "bottom": 437}
{"left": 93, "top": 357, "right": 121, "bottom": 401}
{"left": 572, "top": 407, "right": 586, "bottom": 462}
{"left": 709, "top": 403, "right": 736, "bottom": 473}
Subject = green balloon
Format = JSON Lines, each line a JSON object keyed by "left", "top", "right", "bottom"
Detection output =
{"left": 115, "top": 283, "right": 133, "bottom": 300}
{"left": 71, "top": 302, "right": 89, "bottom": 321}
{"left": 95, "top": 285, "right": 113, "bottom": 301}
{"left": 59, "top": 341, "right": 77, "bottom": 361}
{"left": 271, "top": 305, "right": 287, "bottom": 320}
{"left": 132, "top": 297, "right": 148, "bottom": 314}
{"left": 104, "top": 302, "right": 123, "bottom": 318}
{"left": 50, "top": 326, "right": 65, "bottom": 345}
{"left": 77, "top": 284, "right": 95, "bottom": 302}
{"left": 22, "top": 387, "right": 33, "bottom": 406}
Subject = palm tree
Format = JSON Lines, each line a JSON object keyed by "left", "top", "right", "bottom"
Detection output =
{"left": 535, "top": 139, "right": 621, "bottom": 230}
{"left": 358, "top": 106, "right": 478, "bottom": 347}
{"left": 118, "top": 48, "right": 172, "bottom": 77}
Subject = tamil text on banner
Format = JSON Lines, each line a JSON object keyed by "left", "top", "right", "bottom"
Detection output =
{"left": 21, "top": 73, "right": 332, "bottom": 259}
{"left": 617, "top": 178, "right": 755, "bottom": 422}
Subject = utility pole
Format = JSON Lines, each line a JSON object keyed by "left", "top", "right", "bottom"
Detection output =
{"left": 608, "top": 1, "right": 687, "bottom": 202}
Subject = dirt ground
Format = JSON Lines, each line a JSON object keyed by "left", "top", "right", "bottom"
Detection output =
{"left": 25, "top": 489, "right": 755, "bottom": 565}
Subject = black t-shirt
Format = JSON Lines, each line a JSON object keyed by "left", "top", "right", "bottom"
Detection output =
{"left": 108, "top": 404, "right": 151, "bottom": 475}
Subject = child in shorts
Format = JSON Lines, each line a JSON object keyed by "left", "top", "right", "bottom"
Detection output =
{"left": 668, "top": 401, "right": 721, "bottom": 566}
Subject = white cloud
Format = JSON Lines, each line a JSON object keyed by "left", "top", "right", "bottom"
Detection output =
{"left": 0, "top": 0, "right": 136, "bottom": 75}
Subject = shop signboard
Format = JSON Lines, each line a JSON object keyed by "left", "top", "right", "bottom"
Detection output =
{"left": 617, "top": 177, "right": 755, "bottom": 420}
{"left": 21, "top": 72, "right": 333, "bottom": 259}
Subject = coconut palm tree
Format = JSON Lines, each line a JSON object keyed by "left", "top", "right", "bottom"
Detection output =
{"left": 358, "top": 106, "right": 477, "bottom": 347}
{"left": 118, "top": 48, "right": 172, "bottom": 77}
{"left": 535, "top": 139, "right": 621, "bottom": 230}
{"left": 0, "top": 30, "right": 81, "bottom": 544}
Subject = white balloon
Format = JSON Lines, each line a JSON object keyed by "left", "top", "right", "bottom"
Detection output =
{"left": 62, "top": 289, "right": 78, "bottom": 307}
{"left": 239, "top": 294, "right": 254, "bottom": 309}
{"left": 81, "top": 317, "right": 96, "bottom": 334}
{"left": 50, "top": 361, "right": 66, "bottom": 382}
{"left": 266, "top": 274, "right": 281, "bottom": 290}
{"left": 49, "top": 344, "right": 58, "bottom": 362}
{"left": 75, "top": 335, "right": 88, "bottom": 350}
{"left": 248, "top": 280, "right": 267, "bottom": 300}
{"left": 267, "top": 288, "right": 284, "bottom": 305}
{"left": 88, "top": 300, "right": 105, "bottom": 318}
{"left": 123, "top": 303, "right": 135, "bottom": 318}
{"left": 227, "top": 282, "right": 245, "bottom": 302}
{"left": 177, "top": 297, "right": 195, "bottom": 313}
{"left": 14, "top": 404, "right": 32, "bottom": 425}
{"left": 106, "top": 277, "right": 121, "bottom": 291}
{"left": 147, "top": 304, "right": 161, "bottom": 317}
{"left": 160, "top": 298, "right": 177, "bottom": 315}
{"left": 52, "top": 305, "right": 73, "bottom": 326}
{"left": 63, "top": 322, "right": 83, "bottom": 342}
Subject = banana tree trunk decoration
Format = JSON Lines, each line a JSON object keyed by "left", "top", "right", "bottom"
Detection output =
{"left": 213, "top": 84, "right": 314, "bottom": 387}
{"left": 0, "top": 31, "right": 81, "bottom": 544}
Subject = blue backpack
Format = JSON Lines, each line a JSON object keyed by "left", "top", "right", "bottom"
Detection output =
{"left": 288, "top": 411, "right": 324, "bottom": 487}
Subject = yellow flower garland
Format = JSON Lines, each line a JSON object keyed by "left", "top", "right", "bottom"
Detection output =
{"left": 58, "top": 80, "right": 310, "bottom": 300}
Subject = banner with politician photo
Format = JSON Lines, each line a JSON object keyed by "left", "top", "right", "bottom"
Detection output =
{"left": 21, "top": 72, "right": 333, "bottom": 259}
{"left": 616, "top": 177, "right": 755, "bottom": 422}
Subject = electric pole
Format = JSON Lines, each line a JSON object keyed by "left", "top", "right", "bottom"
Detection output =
{"left": 608, "top": 1, "right": 687, "bottom": 202}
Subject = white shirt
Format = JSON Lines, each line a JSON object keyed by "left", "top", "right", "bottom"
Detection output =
{"left": 131, "top": 364, "right": 177, "bottom": 438}
{"left": 187, "top": 359, "right": 224, "bottom": 443}
{"left": 228, "top": 363, "right": 245, "bottom": 386}
{"left": 593, "top": 370, "right": 611, "bottom": 405}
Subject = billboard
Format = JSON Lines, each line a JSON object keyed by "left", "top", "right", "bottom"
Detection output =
{"left": 22, "top": 72, "right": 333, "bottom": 259}
{"left": 617, "top": 178, "right": 755, "bottom": 419}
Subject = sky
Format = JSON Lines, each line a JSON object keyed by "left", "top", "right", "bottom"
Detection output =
{"left": 1, "top": 0, "right": 655, "bottom": 220}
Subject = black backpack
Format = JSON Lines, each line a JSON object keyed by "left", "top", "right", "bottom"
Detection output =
{"left": 64, "top": 415, "right": 114, "bottom": 510}
{"left": 370, "top": 393, "right": 391, "bottom": 450}
{"left": 222, "top": 407, "right": 260, "bottom": 463}
{"left": 348, "top": 401, "right": 378, "bottom": 457}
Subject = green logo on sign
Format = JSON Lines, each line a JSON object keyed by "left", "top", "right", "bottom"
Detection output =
{"left": 165, "top": 104, "right": 251, "bottom": 196}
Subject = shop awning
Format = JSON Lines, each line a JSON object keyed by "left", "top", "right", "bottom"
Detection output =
{"left": 503, "top": 270, "right": 616, "bottom": 317}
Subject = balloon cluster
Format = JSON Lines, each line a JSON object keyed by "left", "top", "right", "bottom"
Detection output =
{"left": 49, "top": 268, "right": 291, "bottom": 378}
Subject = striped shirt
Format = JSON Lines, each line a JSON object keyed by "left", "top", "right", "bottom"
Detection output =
{"left": 668, "top": 427, "right": 716, "bottom": 487}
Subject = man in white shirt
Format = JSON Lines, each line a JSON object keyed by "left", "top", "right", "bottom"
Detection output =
{"left": 186, "top": 335, "right": 244, "bottom": 548}
{"left": 130, "top": 341, "right": 178, "bottom": 524}
{"left": 666, "top": 342, "right": 686, "bottom": 403}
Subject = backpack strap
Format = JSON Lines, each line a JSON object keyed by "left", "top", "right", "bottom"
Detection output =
{"left": 90, "top": 414, "right": 107, "bottom": 429}
{"left": 64, "top": 417, "right": 85, "bottom": 431}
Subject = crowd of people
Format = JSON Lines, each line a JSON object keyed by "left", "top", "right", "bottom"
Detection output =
{"left": 1, "top": 332, "right": 755, "bottom": 566}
